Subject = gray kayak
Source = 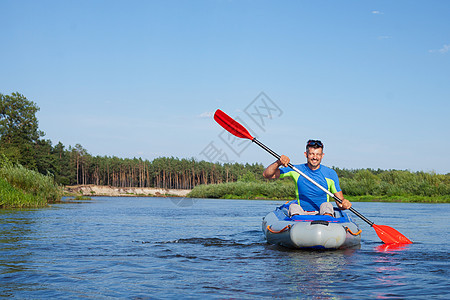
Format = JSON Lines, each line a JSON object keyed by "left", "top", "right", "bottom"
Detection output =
{"left": 262, "top": 204, "right": 362, "bottom": 249}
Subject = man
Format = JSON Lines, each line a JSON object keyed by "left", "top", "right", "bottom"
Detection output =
{"left": 263, "top": 139, "right": 351, "bottom": 217}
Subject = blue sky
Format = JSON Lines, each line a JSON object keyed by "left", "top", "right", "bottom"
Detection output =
{"left": 1, "top": 0, "right": 449, "bottom": 174}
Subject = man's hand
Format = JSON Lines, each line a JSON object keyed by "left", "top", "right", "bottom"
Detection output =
{"left": 337, "top": 198, "right": 352, "bottom": 210}
{"left": 333, "top": 191, "right": 351, "bottom": 210}
{"left": 279, "top": 155, "right": 290, "bottom": 167}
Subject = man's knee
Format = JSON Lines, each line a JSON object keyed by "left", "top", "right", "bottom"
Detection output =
{"left": 319, "top": 202, "right": 334, "bottom": 216}
{"left": 288, "top": 203, "right": 304, "bottom": 217}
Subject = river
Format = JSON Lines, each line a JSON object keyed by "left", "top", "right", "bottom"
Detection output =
{"left": 0, "top": 197, "right": 448, "bottom": 299}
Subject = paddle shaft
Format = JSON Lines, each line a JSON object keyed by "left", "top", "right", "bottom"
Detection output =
{"left": 253, "top": 138, "right": 375, "bottom": 227}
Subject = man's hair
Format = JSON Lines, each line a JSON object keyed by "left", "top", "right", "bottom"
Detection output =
{"left": 306, "top": 140, "right": 324, "bottom": 151}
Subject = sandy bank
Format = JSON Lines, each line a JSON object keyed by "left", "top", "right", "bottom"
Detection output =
{"left": 65, "top": 185, "right": 191, "bottom": 197}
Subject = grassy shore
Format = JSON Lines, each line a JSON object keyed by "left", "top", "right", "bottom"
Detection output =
{"left": 0, "top": 159, "right": 63, "bottom": 208}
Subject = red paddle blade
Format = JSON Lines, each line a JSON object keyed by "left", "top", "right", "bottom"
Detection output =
{"left": 373, "top": 224, "right": 412, "bottom": 244}
{"left": 214, "top": 109, "right": 254, "bottom": 140}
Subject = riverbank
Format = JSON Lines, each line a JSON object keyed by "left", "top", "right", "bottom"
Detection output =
{"left": 63, "top": 183, "right": 449, "bottom": 203}
{"left": 64, "top": 184, "right": 191, "bottom": 197}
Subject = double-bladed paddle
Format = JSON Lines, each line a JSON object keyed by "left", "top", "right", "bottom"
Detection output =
{"left": 214, "top": 109, "right": 412, "bottom": 245}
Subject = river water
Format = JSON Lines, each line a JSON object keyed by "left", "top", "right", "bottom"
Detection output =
{"left": 0, "top": 197, "right": 448, "bottom": 299}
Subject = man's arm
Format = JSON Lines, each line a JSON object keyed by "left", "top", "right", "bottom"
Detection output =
{"left": 263, "top": 155, "right": 290, "bottom": 179}
{"left": 333, "top": 191, "right": 352, "bottom": 210}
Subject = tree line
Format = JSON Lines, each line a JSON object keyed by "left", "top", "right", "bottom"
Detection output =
{"left": 0, "top": 92, "right": 265, "bottom": 189}
{"left": 53, "top": 150, "right": 266, "bottom": 189}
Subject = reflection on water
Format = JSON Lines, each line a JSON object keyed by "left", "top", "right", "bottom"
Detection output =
{"left": 0, "top": 210, "right": 36, "bottom": 279}
{"left": 264, "top": 247, "right": 360, "bottom": 298}
{"left": 370, "top": 244, "right": 412, "bottom": 299}
{"left": 372, "top": 243, "right": 412, "bottom": 293}
{"left": 374, "top": 262, "right": 406, "bottom": 287}
{"left": 375, "top": 243, "right": 411, "bottom": 253}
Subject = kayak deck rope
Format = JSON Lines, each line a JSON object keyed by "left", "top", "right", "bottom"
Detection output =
{"left": 345, "top": 226, "right": 362, "bottom": 236}
{"left": 267, "top": 225, "right": 291, "bottom": 234}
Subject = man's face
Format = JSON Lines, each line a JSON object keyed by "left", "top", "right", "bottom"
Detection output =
{"left": 304, "top": 147, "right": 324, "bottom": 170}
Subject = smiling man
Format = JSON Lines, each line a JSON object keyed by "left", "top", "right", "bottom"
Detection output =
{"left": 263, "top": 139, "right": 352, "bottom": 217}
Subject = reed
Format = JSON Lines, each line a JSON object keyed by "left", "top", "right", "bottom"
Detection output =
{"left": 0, "top": 158, "right": 63, "bottom": 208}
{"left": 0, "top": 178, "right": 40, "bottom": 207}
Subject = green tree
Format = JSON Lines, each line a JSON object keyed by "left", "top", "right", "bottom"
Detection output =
{"left": 0, "top": 92, "right": 43, "bottom": 168}
{"left": 53, "top": 142, "right": 71, "bottom": 185}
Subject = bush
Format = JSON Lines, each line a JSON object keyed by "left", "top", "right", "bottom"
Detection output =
{"left": 188, "top": 180, "right": 296, "bottom": 200}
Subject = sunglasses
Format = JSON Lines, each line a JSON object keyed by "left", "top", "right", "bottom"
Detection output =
{"left": 306, "top": 140, "right": 323, "bottom": 148}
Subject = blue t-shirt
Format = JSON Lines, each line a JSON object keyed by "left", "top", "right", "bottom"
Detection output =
{"left": 279, "top": 164, "right": 341, "bottom": 211}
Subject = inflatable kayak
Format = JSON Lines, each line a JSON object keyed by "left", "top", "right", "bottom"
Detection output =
{"left": 262, "top": 203, "right": 362, "bottom": 249}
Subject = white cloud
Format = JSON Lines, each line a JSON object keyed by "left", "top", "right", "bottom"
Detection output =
{"left": 372, "top": 10, "right": 383, "bottom": 15}
{"left": 438, "top": 44, "right": 449, "bottom": 54}
{"left": 429, "top": 44, "right": 450, "bottom": 54}
{"left": 199, "top": 111, "right": 214, "bottom": 118}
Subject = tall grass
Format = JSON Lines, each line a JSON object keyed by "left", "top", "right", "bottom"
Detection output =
{"left": 339, "top": 169, "right": 450, "bottom": 197}
{"left": 0, "top": 177, "right": 39, "bottom": 207}
{"left": 188, "top": 178, "right": 296, "bottom": 200}
{"left": 0, "top": 157, "right": 63, "bottom": 208}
